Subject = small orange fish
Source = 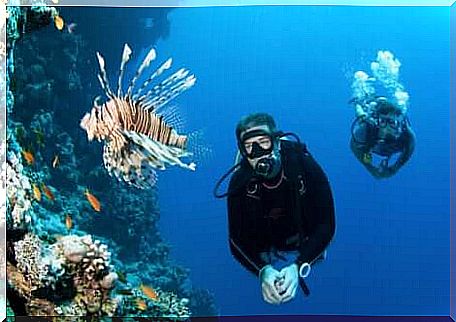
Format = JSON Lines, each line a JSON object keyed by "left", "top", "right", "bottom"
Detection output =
{"left": 65, "top": 214, "right": 72, "bottom": 230}
{"left": 22, "top": 150, "right": 34, "bottom": 165}
{"left": 32, "top": 184, "right": 41, "bottom": 201}
{"left": 41, "top": 183, "right": 55, "bottom": 201}
{"left": 85, "top": 189, "right": 101, "bottom": 212}
{"left": 135, "top": 298, "right": 148, "bottom": 311}
{"left": 140, "top": 284, "right": 158, "bottom": 301}
{"left": 52, "top": 155, "right": 59, "bottom": 168}
{"left": 54, "top": 15, "right": 64, "bottom": 31}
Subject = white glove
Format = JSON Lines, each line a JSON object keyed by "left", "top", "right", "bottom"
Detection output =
{"left": 259, "top": 265, "right": 283, "bottom": 305}
{"left": 277, "top": 264, "right": 299, "bottom": 303}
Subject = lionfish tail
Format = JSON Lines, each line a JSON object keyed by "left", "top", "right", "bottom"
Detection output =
{"left": 81, "top": 44, "right": 197, "bottom": 189}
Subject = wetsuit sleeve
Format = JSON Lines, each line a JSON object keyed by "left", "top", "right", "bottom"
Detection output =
{"left": 296, "top": 155, "right": 336, "bottom": 266}
{"left": 393, "top": 126, "right": 416, "bottom": 170}
{"left": 227, "top": 192, "right": 269, "bottom": 276}
{"left": 350, "top": 137, "right": 383, "bottom": 178}
{"left": 350, "top": 122, "right": 386, "bottom": 178}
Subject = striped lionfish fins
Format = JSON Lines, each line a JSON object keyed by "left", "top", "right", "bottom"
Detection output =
{"left": 80, "top": 43, "right": 197, "bottom": 189}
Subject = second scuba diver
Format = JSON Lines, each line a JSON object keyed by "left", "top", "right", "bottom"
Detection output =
{"left": 350, "top": 96, "right": 416, "bottom": 179}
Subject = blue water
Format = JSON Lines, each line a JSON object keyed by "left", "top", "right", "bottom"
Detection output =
{"left": 153, "top": 6, "right": 451, "bottom": 316}
{"left": 71, "top": 5, "right": 451, "bottom": 316}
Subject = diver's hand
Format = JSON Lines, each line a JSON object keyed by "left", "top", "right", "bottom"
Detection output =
{"left": 379, "top": 158, "right": 388, "bottom": 171}
{"left": 277, "top": 264, "right": 299, "bottom": 303}
{"left": 259, "top": 265, "right": 282, "bottom": 305}
{"left": 379, "top": 159, "right": 396, "bottom": 176}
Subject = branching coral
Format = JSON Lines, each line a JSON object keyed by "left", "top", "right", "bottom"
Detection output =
{"left": 13, "top": 233, "right": 49, "bottom": 292}
{"left": 154, "top": 290, "right": 191, "bottom": 319}
{"left": 115, "top": 286, "right": 190, "bottom": 320}
{"left": 6, "top": 152, "right": 32, "bottom": 228}
{"left": 51, "top": 234, "right": 121, "bottom": 316}
{"left": 9, "top": 234, "right": 122, "bottom": 317}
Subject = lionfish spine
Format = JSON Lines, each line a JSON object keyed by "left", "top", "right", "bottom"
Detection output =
{"left": 126, "top": 47, "right": 157, "bottom": 97}
{"left": 96, "top": 52, "right": 115, "bottom": 99}
{"left": 117, "top": 44, "right": 132, "bottom": 97}
{"left": 143, "top": 74, "right": 196, "bottom": 112}
{"left": 133, "top": 58, "right": 173, "bottom": 102}
{"left": 142, "top": 68, "right": 188, "bottom": 105}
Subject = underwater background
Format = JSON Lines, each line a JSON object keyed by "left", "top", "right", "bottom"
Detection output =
{"left": 5, "top": 4, "right": 450, "bottom": 318}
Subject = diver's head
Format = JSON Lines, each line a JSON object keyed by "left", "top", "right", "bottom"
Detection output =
{"left": 373, "top": 98, "right": 406, "bottom": 141}
{"left": 236, "top": 113, "right": 282, "bottom": 179}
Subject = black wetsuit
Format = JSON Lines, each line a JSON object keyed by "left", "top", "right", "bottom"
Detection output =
{"left": 350, "top": 118, "right": 415, "bottom": 178}
{"left": 227, "top": 140, "right": 336, "bottom": 275}
{"left": 352, "top": 119, "right": 408, "bottom": 157}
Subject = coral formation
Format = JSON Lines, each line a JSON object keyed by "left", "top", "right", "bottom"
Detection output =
{"left": 5, "top": 4, "right": 217, "bottom": 320}
{"left": 5, "top": 151, "right": 33, "bottom": 229}
{"left": 9, "top": 233, "right": 120, "bottom": 317}
{"left": 13, "top": 233, "right": 50, "bottom": 292}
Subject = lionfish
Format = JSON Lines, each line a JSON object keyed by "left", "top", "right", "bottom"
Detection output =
{"left": 80, "top": 44, "right": 197, "bottom": 189}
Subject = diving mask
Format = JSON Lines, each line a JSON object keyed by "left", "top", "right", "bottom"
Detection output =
{"left": 239, "top": 129, "right": 276, "bottom": 159}
{"left": 376, "top": 115, "right": 406, "bottom": 142}
{"left": 376, "top": 116, "right": 402, "bottom": 130}
{"left": 238, "top": 129, "right": 281, "bottom": 178}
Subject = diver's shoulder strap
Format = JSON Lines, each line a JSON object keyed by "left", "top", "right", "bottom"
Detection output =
{"left": 234, "top": 150, "right": 242, "bottom": 166}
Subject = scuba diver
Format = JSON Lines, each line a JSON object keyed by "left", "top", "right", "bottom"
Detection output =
{"left": 350, "top": 96, "right": 415, "bottom": 179}
{"left": 214, "top": 113, "right": 335, "bottom": 305}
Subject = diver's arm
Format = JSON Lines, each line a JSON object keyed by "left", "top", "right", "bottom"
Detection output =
{"left": 350, "top": 136, "right": 368, "bottom": 163}
{"left": 373, "top": 126, "right": 416, "bottom": 178}
{"left": 386, "top": 127, "right": 416, "bottom": 175}
{"left": 228, "top": 194, "right": 269, "bottom": 276}
{"left": 350, "top": 119, "right": 384, "bottom": 178}
{"left": 350, "top": 137, "right": 384, "bottom": 179}
{"left": 295, "top": 156, "right": 336, "bottom": 267}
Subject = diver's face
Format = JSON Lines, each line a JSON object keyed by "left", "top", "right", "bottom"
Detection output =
{"left": 377, "top": 113, "right": 402, "bottom": 140}
{"left": 243, "top": 135, "right": 273, "bottom": 157}
{"left": 240, "top": 125, "right": 281, "bottom": 178}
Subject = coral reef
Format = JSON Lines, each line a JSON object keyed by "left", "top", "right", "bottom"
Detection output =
{"left": 5, "top": 150, "right": 33, "bottom": 229}
{"left": 187, "top": 288, "right": 219, "bottom": 317}
{"left": 5, "top": 4, "right": 217, "bottom": 320}
{"left": 0, "top": 143, "right": 6, "bottom": 283}
{"left": 13, "top": 233, "right": 50, "bottom": 292}
{"left": 8, "top": 233, "right": 121, "bottom": 317}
